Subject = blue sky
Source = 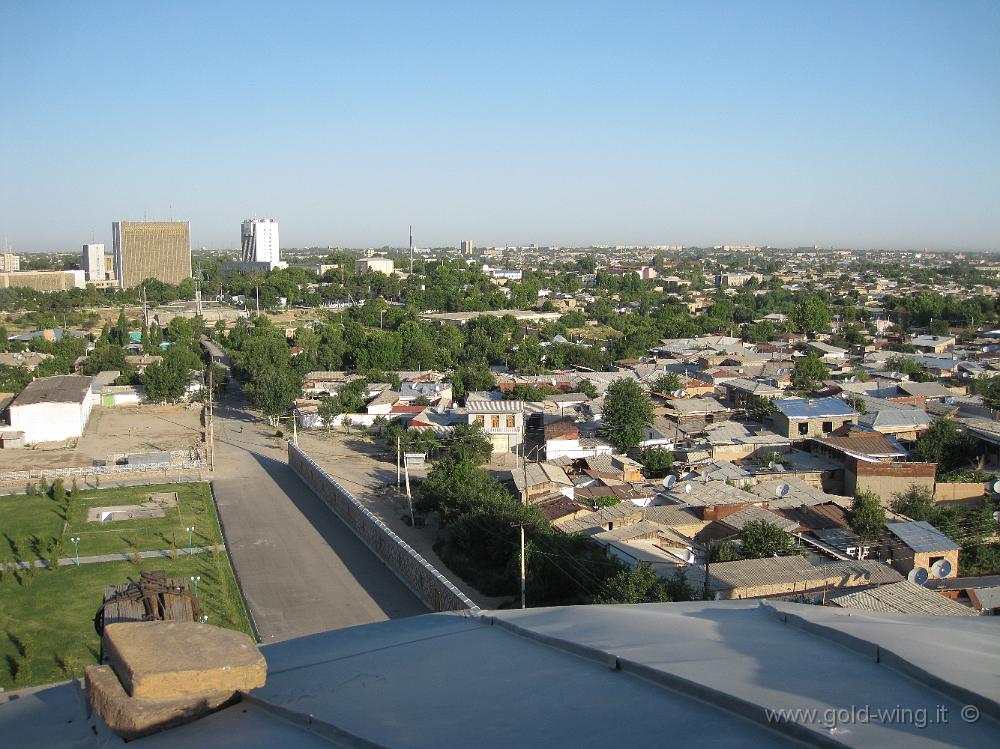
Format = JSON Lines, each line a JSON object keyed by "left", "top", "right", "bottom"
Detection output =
{"left": 1, "top": 1, "right": 998, "bottom": 251}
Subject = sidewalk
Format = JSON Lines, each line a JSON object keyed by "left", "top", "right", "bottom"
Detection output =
{"left": 0, "top": 544, "right": 225, "bottom": 570}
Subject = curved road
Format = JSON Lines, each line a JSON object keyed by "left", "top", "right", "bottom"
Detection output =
{"left": 204, "top": 339, "right": 427, "bottom": 642}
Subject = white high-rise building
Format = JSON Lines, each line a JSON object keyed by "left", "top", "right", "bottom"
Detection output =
{"left": 240, "top": 218, "right": 282, "bottom": 270}
{"left": 82, "top": 243, "right": 106, "bottom": 281}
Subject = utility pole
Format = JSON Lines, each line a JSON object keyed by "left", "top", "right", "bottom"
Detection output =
{"left": 409, "top": 224, "right": 414, "bottom": 274}
{"left": 396, "top": 436, "right": 401, "bottom": 490}
{"left": 255, "top": 286, "right": 260, "bottom": 317}
{"left": 512, "top": 522, "right": 526, "bottom": 609}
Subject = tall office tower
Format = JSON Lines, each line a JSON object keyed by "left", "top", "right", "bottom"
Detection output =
{"left": 82, "top": 243, "right": 106, "bottom": 281}
{"left": 240, "top": 218, "right": 281, "bottom": 269}
{"left": 460, "top": 239, "right": 473, "bottom": 255}
{"left": 112, "top": 221, "right": 191, "bottom": 289}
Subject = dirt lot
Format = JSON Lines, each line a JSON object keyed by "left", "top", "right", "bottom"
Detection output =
{"left": 0, "top": 404, "right": 204, "bottom": 471}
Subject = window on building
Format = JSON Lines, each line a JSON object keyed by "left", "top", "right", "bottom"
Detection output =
{"left": 507, "top": 415, "right": 515, "bottom": 429}
{"left": 492, "top": 415, "right": 500, "bottom": 429}
{"left": 798, "top": 422, "right": 809, "bottom": 436}
{"left": 822, "top": 421, "right": 833, "bottom": 433}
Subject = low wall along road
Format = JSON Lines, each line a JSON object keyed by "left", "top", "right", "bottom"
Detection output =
{"left": 288, "top": 443, "right": 480, "bottom": 614}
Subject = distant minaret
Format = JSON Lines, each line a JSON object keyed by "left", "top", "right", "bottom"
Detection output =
{"left": 409, "top": 224, "right": 414, "bottom": 273}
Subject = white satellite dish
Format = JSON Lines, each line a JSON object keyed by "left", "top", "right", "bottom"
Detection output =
{"left": 672, "top": 389, "right": 686, "bottom": 398}
{"left": 663, "top": 475, "right": 677, "bottom": 489}
{"left": 684, "top": 483, "right": 693, "bottom": 494}
{"left": 991, "top": 480, "right": 1000, "bottom": 495}
{"left": 993, "top": 510, "right": 1000, "bottom": 523}
{"left": 775, "top": 483, "right": 791, "bottom": 498}
{"left": 930, "top": 559, "right": 953, "bottom": 579}
{"left": 679, "top": 549, "right": 696, "bottom": 564}
{"left": 907, "top": 567, "right": 930, "bottom": 586}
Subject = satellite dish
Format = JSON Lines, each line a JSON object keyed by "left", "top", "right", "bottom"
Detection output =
{"left": 684, "top": 483, "right": 692, "bottom": 494}
{"left": 775, "top": 483, "right": 791, "bottom": 498}
{"left": 931, "top": 559, "right": 953, "bottom": 579}
{"left": 991, "top": 481, "right": 1000, "bottom": 495}
{"left": 993, "top": 510, "right": 1000, "bottom": 523}
{"left": 672, "top": 389, "right": 686, "bottom": 398}
{"left": 679, "top": 549, "right": 696, "bottom": 564}
{"left": 907, "top": 567, "right": 930, "bottom": 586}
{"left": 663, "top": 475, "right": 677, "bottom": 489}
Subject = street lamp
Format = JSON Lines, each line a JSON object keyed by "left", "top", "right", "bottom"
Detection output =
{"left": 379, "top": 309, "right": 386, "bottom": 329}
{"left": 190, "top": 575, "right": 201, "bottom": 598}
{"left": 70, "top": 537, "right": 80, "bottom": 567}
{"left": 186, "top": 526, "right": 195, "bottom": 556}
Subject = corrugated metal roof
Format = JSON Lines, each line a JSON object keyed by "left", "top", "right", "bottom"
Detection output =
{"left": 830, "top": 581, "right": 977, "bottom": 616}
{"left": 719, "top": 506, "right": 799, "bottom": 533}
{"left": 812, "top": 431, "right": 907, "bottom": 458}
{"left": 885, "top": 521, "right": 961, "bottom": 552}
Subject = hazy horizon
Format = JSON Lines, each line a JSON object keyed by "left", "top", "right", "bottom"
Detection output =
{"left": 2, "top": 2, "right": 998, "bottom": 252}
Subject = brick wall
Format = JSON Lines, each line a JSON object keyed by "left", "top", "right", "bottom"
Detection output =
{"left": 847, "top": 460, "right": 936, "bottom": 501}
{"left": 288, "top": 443, "right": 480, "bottom": 614}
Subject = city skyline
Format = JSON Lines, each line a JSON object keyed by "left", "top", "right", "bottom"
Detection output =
{"left": 1, "top": 2, "right": 998, "bottom": 251}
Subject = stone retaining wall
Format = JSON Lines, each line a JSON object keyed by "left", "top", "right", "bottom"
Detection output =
{"left": 288, "top": 442, "right": 480, "bottom": 614}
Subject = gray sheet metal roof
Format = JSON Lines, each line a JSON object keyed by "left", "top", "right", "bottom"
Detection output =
{"left": 4, "top": 601, "right": 1000, "bottom": 748}
{"left": 829, "top": 580, "right": 978, "bottom": 616}
{"left": 719, "top": 505, "right": 800, "bottom": 532}
{"left": 9, "top": 374, "right": 92, "bottom": 408}
{"left": 885, "top": 520, "right": 961, "bottom": 552}
{"left": 774, "top": 396, "right": 856, "bottom": 419}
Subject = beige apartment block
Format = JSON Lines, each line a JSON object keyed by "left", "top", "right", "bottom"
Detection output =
{"left": 113, "top": 221, "right": 192, "bottom": 289}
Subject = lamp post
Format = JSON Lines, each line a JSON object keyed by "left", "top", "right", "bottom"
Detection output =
{"left": 186, "top": 526, "right": 195, "bottom": 556}
{"left": 70, "top": 536, "right": 80, "bottom": 567}
{"left": 190, "top": 575, "right": 201, "bottom": 598}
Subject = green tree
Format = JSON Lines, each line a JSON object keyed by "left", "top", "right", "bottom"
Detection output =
{"left": 710, "top": 541, "right": 740, "bottom": 563}
{"left": 791, "top": 295, "right": 832, "bottom": 335}
{"left": 889, "top": 484, "right": 935, "bottom": 519}
{"left": 637, "top": 447, "right": 674, "bottom": 478}
{"left": 576, "top": 378, "right": 599, "bottom": 399}
{"left": 248, "top": 370, "right": 301, "bottom": 424}
{"left": 739, "top": 520, "right": 797, "bottom": 559}
{"left": 748, "top": 395, "right": 778, "bottom": 420}
{"left": 848, "top": 491, "right": 887, "bottom": 544}
{"left": 446, "top": 423, "right": 493, "bottom": 466}
{"left": 971, "top": 375, "right": 1000, "bottom": 411}
{"left": 595, "top": 562, "right": 672, "bottom": 604}
{"left": 911, "top": 418, "right": 978, "bottom": 476}
{"left": 602, "top": 378, "right": 653, "bottom": 451}
{"left": 652, "top": 372, "right": 682, "bottom": 394}
{"left": 791, "top": 352, "right": 829, "bottom": 392}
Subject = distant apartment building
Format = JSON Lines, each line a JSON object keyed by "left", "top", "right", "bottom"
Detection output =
{"left": 0, "top": 252, "right": 20, "bottom": 272}
{"left": 606, "top": 264, "right": 658, "bottom": 280}
{"left": 112, "top": 221, "right": 192, "bottom": 289}
{"left": 0, "top": 270, "right": 85, "bottom": 292}
{"left": 82, "top": 243, "right": 109, "bottom": 281}
{"left": 355, "top": 256, "right": 395, "bottom": 275}
{"left": 240, "top": 218, "right": 283, "bottom": 270}
{"left": 482, "top": 264, "right": 523, "bottom": 281}
{"left": 715, "top": 272, "right": 764, "bottom": 287}
{"left": 460, "top": 239, "right": 473, "bottom": 254}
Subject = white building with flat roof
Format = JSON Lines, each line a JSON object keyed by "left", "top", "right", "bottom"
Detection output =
{"left": 8, "top": 375, "right": 94, "bottom": 444}
{"left": 240, "top": 218, "right": 282, "bottom": 270}
{"left": 82, "top": 243, "right": 106, "bottom": 281}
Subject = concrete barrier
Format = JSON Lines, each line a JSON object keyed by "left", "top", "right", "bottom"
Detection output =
{"left": 287, "top": 442, "right": 480, "bottom": 614}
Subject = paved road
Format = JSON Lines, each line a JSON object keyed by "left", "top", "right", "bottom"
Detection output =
{"left": 207, "top": 374, "right": 427, "bottom": 643}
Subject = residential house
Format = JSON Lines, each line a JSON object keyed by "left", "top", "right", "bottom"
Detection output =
{"left": 467, "top": 400, "right": 524, "bottom": 455}
{"left": 883, "top": 521, "right": 961, "bottom": 580}
{"left": 773, "top": 397, "right": 858, "bottom": 439}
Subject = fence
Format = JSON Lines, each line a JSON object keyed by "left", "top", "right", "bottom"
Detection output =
{"left": 287, "top": 442, "right": 481, "bottom": 614}
{"left": 0, "top": 459, "right": 206, "bottom": 484}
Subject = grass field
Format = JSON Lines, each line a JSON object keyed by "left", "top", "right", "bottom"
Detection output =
{"left": 0, "top": 549, "right": 252, "bottom": 690}
{"left": 0, "top": 481, "right": 252, "bottom": 690}
{"left": 0, "top": 482, "right": 222, "bottom": 563}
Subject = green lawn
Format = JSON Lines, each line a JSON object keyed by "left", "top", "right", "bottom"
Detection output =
{"left": 0, "top": 552, "right": 252, "bottom": 690}
{"left": 0, "top": 482, "right": 223, "bottom": 563}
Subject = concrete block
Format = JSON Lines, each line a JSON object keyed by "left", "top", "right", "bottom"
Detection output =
{"left": 85, "top": 665, "right": 236, "bottom": 740}
{"left": 103, "top": 621, "right": 266, "bottom": 699}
